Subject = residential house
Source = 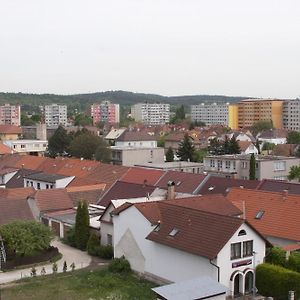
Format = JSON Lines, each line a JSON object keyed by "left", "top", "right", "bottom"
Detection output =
{"left": 113, "top": 199, "right": 267, "bottom": 296}
{"left": 257, "top": 129, "right": 287, "bottom": 145}
{"left": 0, "top": 125, "right": 22, "bottom": 140}
{"left": 238, "top": 141, "right": 258, "bottom": 155}
{"left": 3, "top": 139, "right": 48, "bottom": 156}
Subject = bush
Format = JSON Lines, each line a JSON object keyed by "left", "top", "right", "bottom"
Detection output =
{"left": 108, "top": 257, "right": 131, "bottom": 274}
{"left": 266, "top": 247, "right": 286, "bottom": 267}
{"left": 63, "top": 226, "right": 76, "bottom": 247}
{"left": 87, "top": 233, "right": 101, "bottom": 256}
{"left": 287, "top": 252, "right": 300, "bottom": 273}
{"left": 256, "top": 263, "right": 300, "bottom": 298}
{"left": 97, "top": 245, "right": 113, "bottom": 259}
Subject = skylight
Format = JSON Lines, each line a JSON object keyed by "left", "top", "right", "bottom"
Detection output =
{"left": 255, "top": 210, "right": 265, "bottom": 220}
{"left": 153, "top": 224, "right": 161, "bottom": 232}
{"left": 169, "top": 228, "right": 179, "bottom": 237}
{"left": 208, "top": 186, "right": 215, "bottom": 191}
{"left": 176, "top": 181, "right": 182, "bottom": 186}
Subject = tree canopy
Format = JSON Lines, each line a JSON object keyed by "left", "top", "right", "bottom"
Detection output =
{"left": 165, "top": 147, "right": 174, "bottom": 162}
{"left": 48, "top": 125, "right": 72, "bottom": 157}
{"left": 95, "top": 139, "right": 111, "bottom": 163}
{"left": 170, "top": 105, "right": 185, "bottom": 124}
{"left": 75, "top": 201, "right": 90, "bottom": 250}
{"left": 249, "top": 153, "right": 256, "bottom": 180}
{"left": 287, "top": 131, "right": 300, "bottom": 144}
{"left": 251, "top": 120, "right": 273, "bottom": 137}
{"left": 0, "top": 221, "right": 53, "bottom": 257}
{"left": 177, "top": 134, "right": 195, "bottom": 161}
{"left": 74, "top": 114, "right": 93, "bottom": 126}
{"left": 288, "top": 165, "right": 300, "bottom": 182}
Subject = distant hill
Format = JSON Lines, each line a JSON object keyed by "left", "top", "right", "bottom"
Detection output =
{"left": 0, "top": 90, "right": 249, "bottom": 113}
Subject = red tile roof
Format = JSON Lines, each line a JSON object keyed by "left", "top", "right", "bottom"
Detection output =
{"left": 0, "top": 142, "right": 14, "bottom": 154}
{"left": 121, "top": 167, "right": 165, "bottom": 186}
{"left": 0, "top": 187, "right": 35, "bottom": 200}
{"left": 116, "top": 130, "right": 157, "bottom": 142}
{"left": 238, "top": 141, "right": 254, "bottom": 152}
{"left": 29, "top": 188, "right": 73, "bottom": 212}
{"left": 156, "top": 170, "right": 206, "bottom": 194}
{"left": 257, "top": 179, "right": 300, "bottom": 195}
{"left": 146, "top": 202, "right": 244, "bottom": 259}
{"left": 227, "top": 188, "right": 300, "bottom": 241}
{"left": 0, "top": 125, "right": 22, "bottom": 134}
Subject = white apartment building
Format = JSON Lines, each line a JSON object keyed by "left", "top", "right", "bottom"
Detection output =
{"left": 191, "top": 103, "right": 229, "bottom": 125}
{"left": 283, "top": 99, "right": 300, "bottom": 131}
{"left": 131, "top": 103, "right": 170, "bottom": 125}
{"left": 0, "top": 104, "right": 21, "bottom": 126}
{"left": 44, "top": 104, "right": 67, "bottom": 127}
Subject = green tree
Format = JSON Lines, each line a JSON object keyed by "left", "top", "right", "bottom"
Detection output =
{"left": 0, "top": 221, "right": 53, "bottom": 257}
{"left": 177, "top": 134, "right": 195, "bottom": 161}
{"left": 255, "top": 139, "right": 261, "bottom": 154}
{"left": 31, "top": 114, "right": 41, "bottom": 123}
{"left": 287, "top": 131, "right": 300, "bottom": 144}
{"left": 21, "top": 114, "right": 35, "bottom": 126}
{"left": 229, "top": 136, "right": 241, "bottom": 154}
{"left": 69, "top": 133, "right": 102, "bottom": 160}
{"left": 48, "top": 125, "right": 72, "bottom": 157}
{"left": 223, "top": 135, "right": 230, "bottom": 154}
{"left": 249, "top": 153, "right": 256, "bottom": 180}
{"left": 251, "top": 120, "right": 273, "bottom": 137}
{"left": 288, "top": 165, "right": 300, "bottom": 182}
{"left": 170, "top": 105, "right": 185, "bottom": 123}
{"left": 208, "top": 137, "right": 222, "bottom": 155}
{"left": 165, "top": 147, "right": 174, "bottom": 162}
{"left": 193, "top": 148, "right": 207, "bottom": 163}
{"left": 95, "top": 138, "right": 111, "bottom": 163}
{"left": 266, "top": 247, "right": 286, "bottom": 267}
{"left": 74, "top": 114, "right": 93, "bottom": 126}
{"left": 262, "top": 142, "right": 276, "bottom": 151}
{"left": 75, "top": 201, "right": 90, "bottom": 250}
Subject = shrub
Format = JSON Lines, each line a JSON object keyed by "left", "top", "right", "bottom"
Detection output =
{"left": 287, "top": 252, "right": 300, "bottom": 273}
{"left": 265, "top": 247, "right": 286, "bottom": 267}
{"left": 108, "top": 257, "right": 131, "bottom": 274}
{"left": 97, "top": 245, "right": 113, "bottom": 259}
{"left": 256, "top": 263, "right": 300, "bottom": 298}
{"left": 87, "top": 233, "right": 100, "bottom": 256}
{"left": 63, "top": 226, "right": 76, "bottom": 247}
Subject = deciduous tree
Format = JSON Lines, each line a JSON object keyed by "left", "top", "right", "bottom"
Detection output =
{"left": 288, "top": 165, "right": 300, "bottom": 182}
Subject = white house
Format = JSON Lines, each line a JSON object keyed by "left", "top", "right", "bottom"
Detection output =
{"left": 238, "top": 141, "right": 259, "bottom": 155}
{"left": 112, "top": 200, "right": 267, "bottom": 297}
{"left": 3, "top": 139, "right": 48, "bottom": 156}
{"left": 257, "top": 129, "right": 287, "bottom": 145}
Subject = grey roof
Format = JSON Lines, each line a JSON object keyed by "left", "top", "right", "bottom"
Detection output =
{"left": 6, "top": 169, "right": 42, "bottom": 188}
{"left": 25, "top": 172, "right": 70, "bottom": 183}
{"left": 152, "top": 276, "right": 227, "bottom": 300}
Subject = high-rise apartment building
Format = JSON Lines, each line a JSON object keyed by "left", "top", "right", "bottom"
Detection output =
{"left": 191, "top": 103, "right": 229, "bottom": 125}
{"left": 131, "top": 103, "right": 170, "bottom": 125}
{"left": 44, "top": 104, "right": 67, "bottom": 127}
{"left": 283, "top": 99, "right": 300, "bottom": 131}
{"left": 237, "top": 99, "right": 283, "bottom": 129}
{"left": 0, "top": 104, "right": 21, "bottom": 126}
{"left": 90, "top": 101, "right": 120, "bottom": 125}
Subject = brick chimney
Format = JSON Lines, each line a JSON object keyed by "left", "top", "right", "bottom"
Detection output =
{"left": 167, "top": 181, "right": 175, "bottom": 200}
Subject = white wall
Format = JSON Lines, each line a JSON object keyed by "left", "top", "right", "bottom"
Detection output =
{"left": 259, "top": 137, "right": 287, "bottom": 145}
{"left": 243, "top": 144, "right": 259, "bottom": 155}
{"left": 56, "top": 176, "right": 75, "bottom": 188}
{"left": 0, "top": 171, "right": 17, "bottom": 185}
{"left": 115, "top": 140, "right": 157, "bottom": 148}
{"left": 24, "top": 176, "right": 74, "bottom": 190}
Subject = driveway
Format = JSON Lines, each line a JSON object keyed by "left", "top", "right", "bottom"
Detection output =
{"left": 0, "top": 239, "right": 92, "bottom": 284}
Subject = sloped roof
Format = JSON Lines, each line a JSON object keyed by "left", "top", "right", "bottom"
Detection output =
{"left": 238, "top": 141, "right": 254, "bottom": 152}
{"left": 146, "top": 202, "right": 244, "bottom": 259}
{"left": 120, "top": 167, "right": 165, "bottom": 185}
{"left": 6, "top": 169, "right": 42, "bottom": 188}
{"left": 29, "top": 188, "right": 73, "bottom": 212}
{"left": 155, "top": 170, "right": 206, "bottom": 194}
{"left": 0, "top": 142, "right": 14, "bottom": 154}
{"left": 227, "top": 188, "right": 300, "bottom": 241}
{"left": 0, "top": 187, "right": 35, "bottom": 200}
{"left": 116, "top": 130, "right": 157, "bottom": 142}
{"left": 0, "top": 167, "right": 18, "bottom": 176}
{"left": 259, "top": 129, "right": 287, "bottom": 139}
{"left": 25, "top": 172, "right": 70, "bottom": 183}
{"left": 0, "top": 125, "right": 22, "bottom": 134}
{"left": 98, "top": 181, "right": 156, "bottom": 207}
{"left": 197, "top": 176, "right": 260, "bottom": 196}
{"left": 257, "top": 179, "right": 300, "bottom": 195}
{"left": 67, "top": 185, "right": 106, "bottom": 205}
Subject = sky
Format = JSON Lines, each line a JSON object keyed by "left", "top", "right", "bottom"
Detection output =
{"left": 0, "top": 0, "right": 299, "bottom": 98}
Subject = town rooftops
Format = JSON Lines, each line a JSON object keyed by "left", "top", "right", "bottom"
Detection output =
{"left": 258, "top": 129, "right": 288, "bottom": 139}
{"left": 135, "top": 161, "right": 203, "bottom": 170}
{"left": 6, "top": 169, "right": 42, "bottom": 188}
{"left": 226, "top": 188, "right": 300, "bottom": 242}
{"left": 0, "top": 124, "right": 22, "bottom": 134}
{"left": 105, "top": 128, "right": 127, "bottom": 140}
{"left": 120, "top": 167, "right": 165, "bottom": 185}
{"left": 116, "top": 130, "right": 157, "bottom": 142}
{"left": 257, "top": 179, "right": 300, "bottom": 195}
{"left": 25, "top": 172, "right": 72, "bottom": 183}
{"left": 0, "top": 142, "right": 14, "bottom": 155}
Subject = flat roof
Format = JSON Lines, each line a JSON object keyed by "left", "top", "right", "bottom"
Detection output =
{"left": 111, "top": 146, "right": 161, "bottom": 151}
{"left": 136, "top": 162, "right": 203, "bottom": 169}
{"left": 25, "top": 172, "right": 70, "bottom": 183}
{"left": 206, "top": 154, "right": 298, "bottom": 161}
{"left": 4, "top": 139, "right": 48, "bottom": 144}
{"left": 152, "top": 276, "right": 227, "bottom": 300}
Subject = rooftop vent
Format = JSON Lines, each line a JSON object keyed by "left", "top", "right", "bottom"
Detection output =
{"left": 169, "top": 228, "right": 179, "bottom": 237}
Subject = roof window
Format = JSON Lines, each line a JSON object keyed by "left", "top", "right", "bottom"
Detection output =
{"left": 176, "top": 181, "right": 182, "bottom": 186}
{"left": 255, "top": 210, "right": 265, "bottom": 220}
{"left": 208, "top": 186, "right": 215, "bottom": 191}
{"left": 153, "top": 224, "right": 161, "bottom": 232}
{"left": 169, "top": 228, "right": 179, "bottom": 237}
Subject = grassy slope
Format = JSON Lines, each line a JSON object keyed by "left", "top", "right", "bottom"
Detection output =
{"left": 1, "top": 269, "right": 156, "bottom": 300}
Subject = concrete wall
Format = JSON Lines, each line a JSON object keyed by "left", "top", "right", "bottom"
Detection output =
{"left": 116, "top": 140, "right": 157, "bottom": 148}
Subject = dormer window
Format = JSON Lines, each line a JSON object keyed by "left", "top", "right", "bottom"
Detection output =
{"left": 169, "top": 228, "right": 179, "bottom": 237}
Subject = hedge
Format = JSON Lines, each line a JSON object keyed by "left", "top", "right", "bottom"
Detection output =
{"left": 256, "top": 263, "right": 300, "bottom": 298}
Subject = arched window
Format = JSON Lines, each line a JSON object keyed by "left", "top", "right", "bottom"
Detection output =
{"left": 238, "top": 229, "right": 247, "bottom": 236}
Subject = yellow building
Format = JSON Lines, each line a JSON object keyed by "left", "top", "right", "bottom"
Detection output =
{"left": 237, "top": 99, "right": 283, "bottom": 129}
{"left": 228, "top": 104, "right": 239, "bottom": 130}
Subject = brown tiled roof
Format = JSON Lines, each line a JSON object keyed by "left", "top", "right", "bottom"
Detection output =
{"left": 259, "top": 129, "right": 287, "bottom": 139}
{"left": 257, "top": 179, "right": 300, "bottom": 195}
{"left": 273, "top": 144, "right": 296, "bottom": 157}
{"left": 67, "top": 185, "right": 106, "bottom": 206}
{"left": 12, "top": 155, "right": 48, "bottom": 170}
{"left": 98, "top": 181, "right": 156, "bottom": 207}
{"left": 0, "top": 125, "right": 22, "bottom": 134}
{"left": 238, "top": 141, "right": 253, "bottom": 152}
{"left": 121, "top": 167, "right": 165, "bottom": 186}
{"left": 0, "top": 142, "right": 14, "bottom": 154}
{"left": 0, "top": 187, "right": 35, "bottom": 200}
{"left": 197, "top": 176, "right": 260, "bottom": 196}
{"left": 156, "top": 170, "right": 206, "bottom": 194}
{"left": 30, "top": 188, "right": 73, "bottom": 212}
{"left": 146, "top": 202, "right": 244, "bottom": 259}
{"left": 116, "top": 131, "right": 157, "bottom": 142}
{"left": 0, "top": 167, "right": 18, "bottom": 176}
{"left": 165, "top": 132, "right": 185, "bottom": 142}
{"left": 164, "top": 194, "right": 242, "bottom": 216}
{"left": 227, "top": 188, "right": 300, "bottom": 241}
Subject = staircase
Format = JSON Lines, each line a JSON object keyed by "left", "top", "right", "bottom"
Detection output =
{"left": 0, "top": 235, "right": 6, "bottom": 270}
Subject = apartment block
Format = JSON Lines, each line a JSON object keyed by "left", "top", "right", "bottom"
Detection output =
{"left": 191, "top": 103, "right": 229, "bottom": 125}
{"left": 203, "top": 154, "right": 299, "bottom": 181}
{"left": 0, "top": 104, "right": 21, "bottom": 126}
{"left": 283, "top": 98, "right": 300, "bottom": 131}
{"left": 238, "top": 99, "right": 283, "bottom": 129}
{"left": 44, "top": 104, "right": 67, "bottom": 127}
{"left": 91, "top": 101, "right": 120, "bottom": 125}
{"left": 131, "top": 103, "right": 170, "bottom": 125}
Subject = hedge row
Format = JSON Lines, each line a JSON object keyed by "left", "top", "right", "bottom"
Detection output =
{"left": 256, "top": 263, "right": 300, "bottom": 298}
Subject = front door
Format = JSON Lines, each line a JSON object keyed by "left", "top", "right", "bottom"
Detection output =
{"left": 245, "top": 272, "right": 253, "bottom": 294}
{"left": 234, "top": 274, "right": 241, "bottom": 297}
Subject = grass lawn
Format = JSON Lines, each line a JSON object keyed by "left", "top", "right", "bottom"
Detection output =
{"left": 1, "top": 269, "right": 157, "bottom": 300}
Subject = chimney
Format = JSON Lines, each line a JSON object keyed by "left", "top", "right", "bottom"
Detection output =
{"left": 167, "top": 181, "right": 175, "bottom": 200}
{"left": 282, "top": 189, "right": 288, "bottom": 200}
{"left": 143, "top": 179, "right": 148, "bottom": 187}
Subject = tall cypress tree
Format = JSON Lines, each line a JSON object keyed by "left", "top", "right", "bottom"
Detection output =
{"left": 249, "top": 153, "right": 256, "bottom": 180}
{"left": 166, "top": 147, "right": 174, "bottom": 162}
{"left": 177, "top": 134, "right": 195, "bottom": 162}
{"left": 75, "top": 201, "right": 90, "bottom": 250}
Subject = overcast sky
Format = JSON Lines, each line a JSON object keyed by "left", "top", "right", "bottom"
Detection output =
{"left": 0, "top": 0, "right": 299, "bottom": 98}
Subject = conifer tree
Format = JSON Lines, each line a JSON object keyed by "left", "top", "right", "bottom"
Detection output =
{"left": 75, "top": 201, "right": 90, "bottom": 250}
{"left": 249, "top": 153, "right": 256, "bottom": 180}
{"left": 166, "top": 147, "right": 174, "bottom": 162}
{"left": 177, "top": 134, "right": 195, "bottom": 161}
{"left": 229, "top": 136, "right": 241, "bottom": 154}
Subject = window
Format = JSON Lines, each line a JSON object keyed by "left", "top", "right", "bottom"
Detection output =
{"left": 255, "top": 210, "right": 265, "bottom": 219}
{"left": 243, "top": 240, "right": 253, "bottom": 257}
{"left": 26, "top": 180, "right": 29, "bottom": 187}
{"left": 107, "top": 234, "right": 112, "bottom": 246}
{"left": 238, "top": 229, "right": 247, "bottom": 236}
{"left": 46, "top": 184, "right": 49, "bottom": 189}
{"left": 225, "top": 161, "right": 231, "bottom": 169}
{"left": 231, "top": 242, "right": 241, "bottom": 259}
{"left": 37, "top": 182, "right": 41, "bottom": 189}
{"left": 274, "top": 161, "right": 286, "bottom": 171}
{"left": 31, "top": 181, "right": 33, "bottom": 187}
{"left": 210, "top": 159, "right": 215, "bottom": 168}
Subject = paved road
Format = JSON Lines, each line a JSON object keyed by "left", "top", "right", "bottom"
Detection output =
{"left": 0, "top": 239, "right": 92, "bottom": 284}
